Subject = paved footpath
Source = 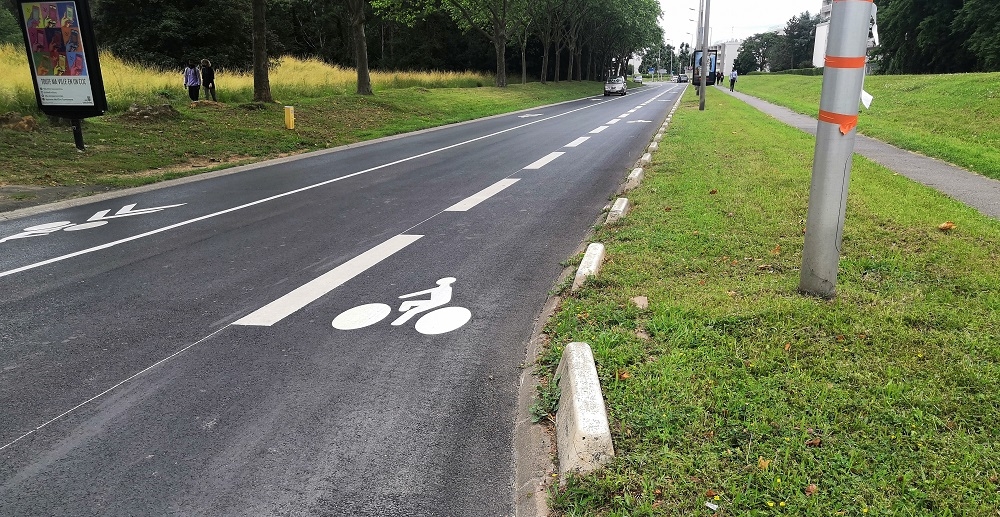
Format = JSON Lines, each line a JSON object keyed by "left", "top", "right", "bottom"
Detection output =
{"left": 718, "top": 86, "right": 1000, "bottom": 220}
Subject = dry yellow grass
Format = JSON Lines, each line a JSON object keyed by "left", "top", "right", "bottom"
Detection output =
{"left": 0, "top": 43, "right": 491, "bottom": 110}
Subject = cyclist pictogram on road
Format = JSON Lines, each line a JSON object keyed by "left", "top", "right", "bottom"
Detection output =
{"left": 332, "top": 277, "right": 472, "bottom": 335}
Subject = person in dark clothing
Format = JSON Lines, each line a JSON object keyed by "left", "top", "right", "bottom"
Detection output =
{"left": 200, "top": 59, "right": 217, "bottom": 102}
{"left": 183, "top": 60, "right": 200, "bottom": 101}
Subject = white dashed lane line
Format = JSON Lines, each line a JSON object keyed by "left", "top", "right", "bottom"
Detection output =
{"left": 523, "top": 152, "right": 565, "bottom": 170}
{"left": 565, "top": 137, "right": 590, "bottom": 148}
{"left": 589, "top": 126, "right": 609, "bottom": 134}
{"left": 444, "top": 179, "right": 520, "bottom": 212}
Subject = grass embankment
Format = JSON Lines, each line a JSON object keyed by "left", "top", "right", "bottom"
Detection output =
{"left": 737, "top": 73, "right": 1000, "bottom": 180}
{"left": 0, "top": 43, "right": 597, "bottom": 197}
{"left": 542, "top": 87, "right": 1000, "bottom": 515}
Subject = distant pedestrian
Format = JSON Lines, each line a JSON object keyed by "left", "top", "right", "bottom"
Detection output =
{"left": 183, "top": 60, "right": 200, "bottom": 101}
{"left": 729, "top": 69, "right": 738, "bottom": 92}
{"left": 200, "top": 59, "right": 217, "bottom": 102}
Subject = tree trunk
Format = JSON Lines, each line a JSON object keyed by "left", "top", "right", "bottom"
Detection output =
{"left": 521, "top": 44, "right": 527, "bottom": 84}
{"left": 252, "top": 0, "right": 272, "bottom": 103}
{"left": 347, "top": 0, "right": 373, "bottom": 95}
{"left": 494, "top": 39, "right": 507, "bottom": 87}
{"left": 540, "top": 41, "right": 550, "bottom": 84}
{"left": 492, "top": 21, "right": 507, "bottom": 87}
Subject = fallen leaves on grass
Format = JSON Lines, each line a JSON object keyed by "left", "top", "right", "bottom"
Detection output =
{"left": 709, "top": 189, "right": 718, "bottom": 195}
{"left": 616, "top": 370, "right": 631, "bottom": 380}
{"left": 805, "top": 437, "right": 822, "bottom": 447}
{"left": 938, "top": 221, "right": 956, "bottom": 231}
{"left": 771, "top": 244, "right": 781, "bottom": 255}
{"left": 758, "top": 457, "right": 771, "bottom": 470}
{"left": 805, "top": 483, "right": 818, "bottom": 496}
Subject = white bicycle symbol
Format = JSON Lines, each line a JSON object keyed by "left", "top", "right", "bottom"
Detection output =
{"left": 332, "top": 277, "right": 472, "bottom": 335}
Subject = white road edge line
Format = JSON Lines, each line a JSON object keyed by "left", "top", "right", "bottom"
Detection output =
{"left": 444, "top": 179, "right": 520, "bottom": 212}
{"left": 233, "top": 234, "right": 423, "bottom": 326}
{"left": 564, "top": 137, "right": 589, "bottom": 148}
{"left": 589, "top": 126, "right": 609, "bottom": 134}
{"left": 0, "top": 99, "right": 614, "bottom": 280}
{"left": 523, "top": 152, "right": 565, "bottom": 170}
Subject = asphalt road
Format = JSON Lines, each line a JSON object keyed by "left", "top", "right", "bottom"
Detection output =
{"left": 0, "top": 83, "right": 682, "bottom": 516}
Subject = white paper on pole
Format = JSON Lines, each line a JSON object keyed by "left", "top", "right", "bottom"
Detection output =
{"left": 870, "top": 4, "right": 880, "bottom": 46}
{"left": 861, "top": 89, "right": 874, "bottom": 109}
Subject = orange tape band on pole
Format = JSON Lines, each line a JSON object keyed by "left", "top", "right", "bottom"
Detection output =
{"left": 818, "top": 110, "right": 858, "bottom": 135}
{"left": 825, "top": 55, "right": 867, "bottom": 68}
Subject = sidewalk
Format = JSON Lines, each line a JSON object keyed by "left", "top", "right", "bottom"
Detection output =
{"left": 717, "top": 85, "right": 1000, "bottom": 220}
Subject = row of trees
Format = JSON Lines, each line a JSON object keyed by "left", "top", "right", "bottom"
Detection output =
{"left": 1, "top": 0, "right": 664, "bottom": 92}
{"left": 731, "top": 2, "right": 1000, "bottom": 76}
{"left": 732, "top": 12, "right": 821, "bottom": 75}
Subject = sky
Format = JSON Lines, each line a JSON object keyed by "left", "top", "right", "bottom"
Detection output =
{"left": 658, "top": 0, "right": 823, "bottom": 47}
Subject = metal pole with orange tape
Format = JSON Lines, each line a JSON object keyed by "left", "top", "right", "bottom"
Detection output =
{"left": 798, "top": 0, "right": 875, "bottom": 298}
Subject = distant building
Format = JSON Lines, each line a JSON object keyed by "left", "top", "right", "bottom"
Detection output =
{"left": 714, "top": 40, "right": 742, "bottom": 76}
{"left": 820, "top": 0, "right": 833, "bottom": 22}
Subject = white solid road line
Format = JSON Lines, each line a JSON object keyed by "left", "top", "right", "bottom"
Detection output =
{"left": 523, "top": 152, "right": 565, "bottom": 170}
{"left": 445, "top": 179, "right": 520, "bottom": 212}
{"left": 0, "top": 98, "right": 618, "bottom": 279}
{"left": 233, "top": 234, "right": 423, "bottom": 326}
{"left": 564, "top": 137, "right": 589, "bottom": 148}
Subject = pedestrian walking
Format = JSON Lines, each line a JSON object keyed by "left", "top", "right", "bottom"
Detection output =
{"left": 183, "top": 60, "right": 200, "bottom": 101}
{"left": 729, "top": 69, "right": 738, "bottom": 92}
{"left": 200, "top": 59, "right": 217, "bottom": 102}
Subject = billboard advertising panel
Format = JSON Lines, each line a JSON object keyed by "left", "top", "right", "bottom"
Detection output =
{"left": 18, "top": 0, "right": 106, "bottom": 119}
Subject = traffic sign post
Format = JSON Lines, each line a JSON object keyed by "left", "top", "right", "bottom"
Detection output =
{"left": 798, "top": 0, "right": 876, "bottom": 298}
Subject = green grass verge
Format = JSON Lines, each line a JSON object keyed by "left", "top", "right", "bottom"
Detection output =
{"left": 0, "top": 82, "right": 600, "bottom": 190}
{"left": 542, "top": 87, "right": 1000, "bottom": 515}
{"left": 736, "top": 73, "right": 1000, "bottom": 180}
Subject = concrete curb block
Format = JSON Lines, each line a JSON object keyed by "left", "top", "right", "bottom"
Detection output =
{"left": 572, "top": 243, "right": 605, "bottom": 291}
{"left": 555, "top": 342, "right": 615, "bottom": 477}
{"left": 639, "top": 153, "right": 652, "bottom": 166}
{"left": 647, "top": 142, "right": 659, "bottom": 153}
{"left": 653, "top": 133, "right": 663, "bottom": 142}
{"left": 605, "top": 198, "right": 630, "bottom": 225}
{"left": 621, "top": 168, "right": 644, "bottom": 192}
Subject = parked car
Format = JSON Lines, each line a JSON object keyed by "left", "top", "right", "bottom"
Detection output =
{"left": 633, "top": 74, "right": 643, "bottom": 84}
{"left": 677, "top": 73, "right": 688, "bottom": 83}
{"left": 604, "top": 76, "right": 627, "bottom": 96}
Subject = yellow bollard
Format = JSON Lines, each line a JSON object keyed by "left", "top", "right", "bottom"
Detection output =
{"left": 284, "top": 106, "right": 295, "bottom": 130}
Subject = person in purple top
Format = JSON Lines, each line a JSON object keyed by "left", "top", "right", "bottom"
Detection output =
{"left": 183, "top": 60, "right": 201, "bottom": 101}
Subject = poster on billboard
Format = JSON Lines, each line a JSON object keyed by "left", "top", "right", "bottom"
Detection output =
{"left": 692, "top": 49, "right": 719, "bottom": 85}
{"left": 17, "top": 0, "right": 106, "bottom": 118}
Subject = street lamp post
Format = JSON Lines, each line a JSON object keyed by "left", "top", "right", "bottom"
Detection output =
{"left": 699, "top": 0, "right": 711, "bottom": 110}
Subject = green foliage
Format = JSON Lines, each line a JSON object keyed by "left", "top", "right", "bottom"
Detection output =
{"left": 734, "top": 32, "right": 779, "bottom": 74}
{"left": 875, "top": 0, "right": 983, "bottom": 74}
{"left": 952, "top": 0, "right": 1000, "bottom": 71}
{"left": 767, "top": 11, "right": 821, "bottom": 72}
{"left": 0, "top": 6, "right": 22, "bottom": 46}
{"left": 769, "top": 67, "right": 824, "bottom": 76}
{"left": 529, "top": 376, "right": 560, "bottom": 423}
{"left": 92, "top": 0, "right": 256, "bottom": 71}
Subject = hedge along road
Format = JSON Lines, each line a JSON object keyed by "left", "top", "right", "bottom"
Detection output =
{"left": 0, "top": 83, "right": 682, "bottom": 516}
